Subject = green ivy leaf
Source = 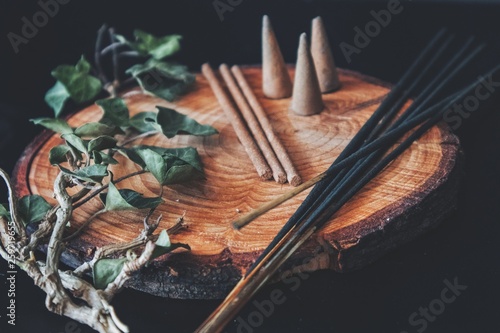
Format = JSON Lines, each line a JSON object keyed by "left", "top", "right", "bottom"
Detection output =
{"left": 163, "top": 147, "right": 203, "bottom": 172}
{"left": 96, "top": 98, "right": 130, "bottom": 127}
{"left": 92, "top": 151, "right": 118, "bottom": 165}
{"left": 127, "top": 146, "right": 204, "bottom": 185}
{"left": 101, "top": 182, "right": 134, "bottom": 211}
{"left": 156, "top": 106, "right": 218, "bottom": 138}
{"left": 129, "top": 112, "right": 160, "bottom": 133}
{"left": 45, "top": 81, "right": 70, "bottom": 117}
{"left": 88, "top": 135, "right": 117, "bottom": 152}
{"left": 49, "top": 145, "right": 71, "bottom": 165}
{"left": 74, "top": 122, "right": 124, "bottom": 138}
{"left": 100, "top": 182, "right": 162, "bottom": 211}
{"left": 116, "top": 30, "right": 181, "bottom": 60}
{"left": 51, "top": 56, "right": 103, "bottom": 104}
{"left": 30, "top": 118, "right": 73, "bottom": 135}
{"left": 61, "top": 133, "right": 88, "bottom": 154}
{"left": 0, "top": 204, "right": 11, "bottom": 222}
{"left": 18, "top": 195, "right": 52, "bottom": 226}
{"left": 127, "top": 60, "right": 195, "bottom": 102}
{"left": 93, "top": 257, "right": 128, "bottom": 290}
{"left": 151, "top": 229, "right": 190, "bottom": 260}
{"left": 59, "top": 164, "right": 108, "bottom": 183}
{"left": 133, "top": 148, "right": 167, "bottom": 184}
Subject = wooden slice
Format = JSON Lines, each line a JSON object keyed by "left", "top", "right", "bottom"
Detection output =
{"left": 13, "top": 67, "right": 461, "bottom": 299}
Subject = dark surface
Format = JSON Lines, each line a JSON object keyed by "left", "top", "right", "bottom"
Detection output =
{"left": 0, "top": 0, "right": 499, "bottom": 332}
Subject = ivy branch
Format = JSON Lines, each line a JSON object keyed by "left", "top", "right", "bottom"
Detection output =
{"left": 0, "top": 26, "right": 217, "bottom": 333}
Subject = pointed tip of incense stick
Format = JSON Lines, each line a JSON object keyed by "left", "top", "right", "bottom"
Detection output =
{"left": 262, "top": 15, "right": 293, "bottom": 99}
{"left": 311, "top": 16, "right": 340, "bottom": 93}
{"left": 290, "top": 33, "right": 324, "bottom": 116}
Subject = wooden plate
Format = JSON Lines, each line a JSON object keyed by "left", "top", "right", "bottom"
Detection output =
{"left": 13, "top": 67, "right": 461, "bottom": 299}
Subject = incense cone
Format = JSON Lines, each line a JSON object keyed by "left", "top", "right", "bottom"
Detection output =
{"left": 262, "top": 15, "right": 293, "bottom": 99}
{"left": 311, "top": 16, "right": 340, "bottom": 93}
{"left": 290, "top": 33, "right": 324, "bottom": 116}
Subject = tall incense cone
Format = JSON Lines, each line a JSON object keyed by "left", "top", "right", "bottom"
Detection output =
{"left": 311, "top": 16, "right": 340, "bottom": 93}
{"left": 290, "top": 33, "right": 324, "bottom": 116}
{"left": 262, "top": 15, "right": 293, "bottom": 99}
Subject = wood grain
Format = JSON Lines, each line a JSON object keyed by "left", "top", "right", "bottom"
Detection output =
{"left": 13, "top": 66, "right": 461, "bottom": 299}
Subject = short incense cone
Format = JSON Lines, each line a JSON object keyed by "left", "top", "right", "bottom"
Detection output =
{"left": 311, "top": 16, "right": 340, "bottom": 93}
{"left": 290, "top": 33, "right": 324, "bottom": 116}
{"left": 262, "top": 15, "right": 293, "bottom": 99}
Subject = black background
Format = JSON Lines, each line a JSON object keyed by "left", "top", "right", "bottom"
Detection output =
{"left": 1, "top": 0, "right": 500, "bottom": 332}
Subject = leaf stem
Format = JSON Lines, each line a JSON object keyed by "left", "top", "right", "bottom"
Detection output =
{"left": 95, "top": 24, "right": 110, "bottom": 85}
{"left": 72, "top": 170, "right": 147, "bottom": 210}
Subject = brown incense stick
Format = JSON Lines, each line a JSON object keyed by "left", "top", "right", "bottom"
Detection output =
{"left": 231, "top": 65, "right": 302, "bottom": 186}
{"left": 219, "top": 64, "right": 287, "bottom": 184}
{"left": 201, "top": 63, "right": 272, "bottom": 180}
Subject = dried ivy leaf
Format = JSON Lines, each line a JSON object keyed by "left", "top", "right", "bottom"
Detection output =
{"left": 61, "top": 133, "right": 88, "bottom": 154}
{"left": 96, "top": 98, "right": 130, "bottom": 128}
{"left": 116, "top": 30, "right": 181, "bottom": 60}
{"left": 18, "top": 195, "right": 52, "bottom": 226}
{"left": 51, "top": 56, "right": 103, "bottom": 104}
{"left": 151, "top": 229, "right": 190, "bottom": 260}
{"left": 100, "top": 182, "right": 162, "bottom": 211}
{"left": 49, "top": 145, "right": 71, "bottom": 165}
{"left": 45, "top": 81, "right": 70, "bottom": 117}
{"left": 156, "top": 106, "right": 218, "bottom": 138}
{"left": 87, "top": 135, "right": 117, "bottom": 152}
{"left": 93, "top": 257, "right": 128, "bottom": 290}
{"left": 129, "top": 112, "right": 160, "bottom": 133}
{"left": 59, "top": 164, "right": 108, "bottom": 183}
{"left": 127, "top": 60, "right": 195, "bottom": 102}
{"left": 31, "top": 118, "right": 73, "bottom": 135}
{"left": 74, "top": 122, "right": 124, "bottom": 138}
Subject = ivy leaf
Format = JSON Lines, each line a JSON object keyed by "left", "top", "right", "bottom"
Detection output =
{"left": 74, "top": 122, "right": 124, "bottom": 138}
{"left": 101, "top": 182, "right": 134, "bottom": 211}
{"left": 51, "top": 56, "right": 103, "bottom": 104}
{"left": 100, "top": 182, "right": 162, "bottom": 211}
{"left": 18, "top": 195, "right": 52, "bottom": 226}
{"left": 49, "top": 145, "right": 71, "bottom": 165}
{"left": 30, "top": 118, "right": 73, "bottom": 135}
{"left": 59, "top": 164, "right": 108, "bottom": 183}
{"left": 127, "top": 60, "right": 195, "bottom": 102}
{"left": 156, "top": 106, "right": 217, "bottom": 138}
{"left": 93, "top": 257, "right": 128, "bottom": 290}
{"left": 45, "top": 81, "right": 70, "bottom": 117}
{"left": 96, "top": 98, "right": 130, "bottom": 127}
{"left": 133, "top": 148, "right": 166, "bottom": 184}
{"left": 127, "top": 146, "right": 204, "bottom": 185}
{"left": 151, "top": 229, "right": 190, "bottom": 260}
{"left": 88, "top": 135, "right": 117, "bottom": 152}
{"left": 92, "top": 151, "right": 118, "bottom": 165}
{"left": 116, "top": 30, "right": 181, "bottom": 60}
{"left": 61, "top": 133, "right": 88, "bottom": 154}
{"left": 0, "top": 204, "right": 11, "bottom": 222}
{"left": 129, "top": 112, "right": 160, "bottom": 133}
{"left": 163, "top": 147, "right": 203, "bottom": 172}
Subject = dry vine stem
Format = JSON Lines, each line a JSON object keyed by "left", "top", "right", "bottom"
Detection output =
{"left": 0, "top": 167, "right": 177, "bottom": 333}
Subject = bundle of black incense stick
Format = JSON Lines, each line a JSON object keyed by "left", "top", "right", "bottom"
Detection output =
{"left": 195, "top": 29, "right": 500, "bottom": 333}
